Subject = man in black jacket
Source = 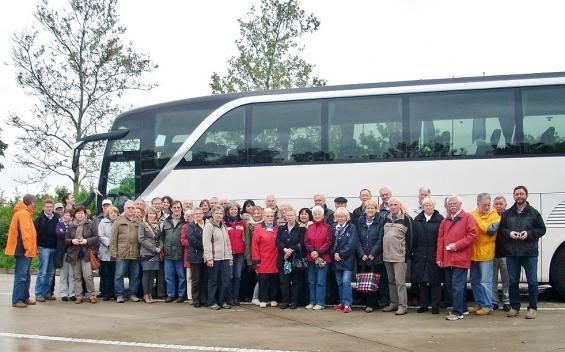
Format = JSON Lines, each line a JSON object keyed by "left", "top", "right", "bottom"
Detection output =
{"left": 498, "top": 186, "right": 546, "bottom": 320}
{"left": 34, "top": 199, "right": 59, "bottom": 302}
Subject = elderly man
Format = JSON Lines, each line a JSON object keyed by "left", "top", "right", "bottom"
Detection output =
{"left": 492, "top": 195, "right": 511, "bottom": 311}
{"left": 410, "top": 187, "right": 431, "bottom": 218}
{"left": 469, "top": 193, "right": 500, "bottom": 316}
{"left": 313, "top": 193, "right": 334, "bottom": 225}
{"left": 437, "top": 195, "right": 477, "bottom": 321}
{"left": 182, "top": 199, "right": 194, "bottom": 213}
{"left": 381, "top": 197, "right": 413, "bottom": 316}
{"left": 265, "top": 194, "right": 279, "bottom": 218}
{"left": 352, "top": 188, "right": 372, "bottom": 224}
{"left": 498, "top": 186, "right": 546, "bottom": 319}
{"left": 5, "top": 194, "right": 38, "bottom": 308}
{"left": 110, "top": 200, "right": 141, "bottom": 303}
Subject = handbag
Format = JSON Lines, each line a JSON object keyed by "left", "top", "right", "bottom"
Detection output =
{"left": 355, "top": 272, "right": 380, "bottom": 293}
{"left": 292, "top": 257, "right": 308, "bottom": 270}
{"left": 89, "top": 249, "right": 101, "bottom": 270}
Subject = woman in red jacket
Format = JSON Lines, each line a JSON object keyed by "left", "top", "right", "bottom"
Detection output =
{"left": 225, "top": 202, "right": 246, "bottom": 305}
{"left": 252, "top": 208, "right": 279, "bottom": 308}
{"left": 305, "top": 205, "right": 332, "bottom": 310}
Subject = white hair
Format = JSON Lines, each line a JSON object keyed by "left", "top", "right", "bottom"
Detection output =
{"left": 311, "top": 205, "right": 325, "bottom": 215}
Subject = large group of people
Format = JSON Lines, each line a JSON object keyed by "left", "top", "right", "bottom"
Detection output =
{"left": 5, "top": 185, "right": 546, "bottom": 321}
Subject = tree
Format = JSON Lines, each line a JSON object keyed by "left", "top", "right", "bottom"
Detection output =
{"left": 0, "top": 130, "right": 7, "bottom": 171}
{"left": 8, "top": 0, "right": 157, "bottom": 195}
{"left": 210, "top": 0, "right": 326, "bottom": 93}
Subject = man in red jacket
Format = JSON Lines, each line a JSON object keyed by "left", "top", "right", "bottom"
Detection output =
{"left": 437, "top": 195, "right": 477, "bottom": 321}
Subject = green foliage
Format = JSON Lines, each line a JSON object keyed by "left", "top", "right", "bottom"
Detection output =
{"left": 107, "top": 176, "right": 135, "bottom": 197}
{"left": 0, "top": 129, "right": 7, "bottom": 172}
{"left": 211, "top": 0, "right": 326, "bottom": 93}
{"left": 8, "top": 0, "right": 157, "bottom": 194}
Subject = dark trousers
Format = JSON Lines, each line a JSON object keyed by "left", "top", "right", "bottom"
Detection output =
{"left": 154, "top": 261, "right": 166, "bottom": 298}
{"left": 190, "top": 263, "right": 208, "bottom": 305}
{"left": 207, "top": 260, "right": 231, "bottom": 306}
{"left": 142, "top": 270, "right": 157, "bottom": 296}
{"left": 442, "top": 270, "right": 453, "bottom": 307}
{"left": 279, "top": 269, "right": 304, "bottom": 305}
{"left": 240, "top": 265, "right": 257, "bottom": 301}
{"left": 418, "top": 282, "right": 441, "bottom": 308}
{"left": 99, "top": 261, "right": 115, "bottom": 298}
{"left": 50, "top": 271, "right": 56, "bottom": 296}
{"left": 258, "top": 273, "right": 279, "bottom": 302}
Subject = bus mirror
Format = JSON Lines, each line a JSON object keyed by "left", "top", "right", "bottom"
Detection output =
{"left": 71, "top": 129, "right": 130, "bottom": 173}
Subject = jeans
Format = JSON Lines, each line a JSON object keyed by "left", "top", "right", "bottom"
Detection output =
{"left": 307, "top": 263, "right": 328, "bottom": 306}
{"left": 470, "top": 260, "right": 493, "bottom": 310}
{"left": 445, "top": 267, "right": 468, "bottom": 316}
{"left": 335, "top": 269, "right": 353, "bottom": 307}
{"left": 492, "top": 257, "right": 510, "bottom": 305}
{"left": 507, "top": 256, "right": 538, "bottom": 310}
{"left": 35, "top": 247, "right": 55, "bottom": 297}
{"left": 207, "top": 260, "right": 231, "bottom": 306}
{"left": 12, "top": 256, "right": 32, "bottom": 305}
{"left": 165, "top": 259, "right": 187, "bottom": 298}
{"left": 114, "top": 259, "right": 141, "bottom": 298}
{"left": 227, "top": 254, "right": 244, "bottom": 302}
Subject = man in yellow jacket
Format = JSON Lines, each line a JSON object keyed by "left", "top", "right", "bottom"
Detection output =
{"left": 4, "top": 194, "right": 38, "bottom": 308}
{"left": 469, "top": 193, "right": 500, "bottom": 316}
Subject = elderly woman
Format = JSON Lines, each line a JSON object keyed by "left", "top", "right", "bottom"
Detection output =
{"left": 98, "top": 206, "right": 119, "bottom": 301}
{"left": 200, "top": 199, "right": 211, "bottom": 220}
{"left": 203, "top": 205, "right": 233, "bottom": 310}
{"left": 225, "top": 202, "right": 246, "bottom": 305}
{"left": 331, "top": 207, "right": 358, "bottom": 313}
{"left": 65, "top": 206, "right": 99, "bottom": 304}
{"left": 356, "top": 200, "right": 388, "bottom": 312}
{"left": 252, "top": 207, "right": 279, "bottom": 307}
{"left": 304, "top": 205, "right": 332, "bottom": 310}
{"left": 277, "top": 203, "right": 292, "bottom": 226}
{"left": 381, "top": 197, "right": 413, "bottom": 315}
{"left": 181, "top": 209, "right": 194, "bottom": 303}
{"left": 138, "top": 207, "right": 163, "bottom": 304}
{"left": 187, "top": 207, "right": 208, "bottom": 307}
{"left": 56, "top": 209, "right": 75, "bottom": 301}
{"left": 277, "top": 208, "right": 305, "bottom": 309}
{"left": 412, "top": 197, "right": 444, "bottom": 314}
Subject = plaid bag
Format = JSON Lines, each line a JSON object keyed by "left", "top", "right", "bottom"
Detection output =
{"left": 355, "top": 272, "right": 380, "bottom": 293}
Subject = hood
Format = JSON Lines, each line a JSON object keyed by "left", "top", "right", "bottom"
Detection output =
{"left": 14, "top": 201, "right": 31, "bottom": 214}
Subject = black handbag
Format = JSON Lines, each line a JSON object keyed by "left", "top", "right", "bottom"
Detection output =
{"left": 292, "top": 257, "right": 308, "bottom": 270}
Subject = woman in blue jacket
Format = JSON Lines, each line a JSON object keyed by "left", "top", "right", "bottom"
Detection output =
{"left": 331, "top": 207, "right": 358, "bottom": 313}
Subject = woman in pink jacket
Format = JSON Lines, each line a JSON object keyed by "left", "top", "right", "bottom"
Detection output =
{"left": 304, "top": 205, "right": 332, "bottom": 310}
{"left": 252, "top": 208, "right": 279, "bottom": 308}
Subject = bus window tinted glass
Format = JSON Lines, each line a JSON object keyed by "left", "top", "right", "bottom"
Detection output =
{"left": 522, "top": 86, "right": 565, "bottom": 154}
{"left": 250, "top": 101, "right": 322, "bottom": 163}
{"left": 183, "top": 107, "right": 245, "bottom": 166}
{"left": 328, "top": 96, "right": 402, "bottom": 160}
{"left": 409, "top": 90, "right": 516, "bottom": 158}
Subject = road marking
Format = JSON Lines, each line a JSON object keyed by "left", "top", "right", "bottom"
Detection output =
{"left": 0, "top": 332, "right": 302, "bottom": 352}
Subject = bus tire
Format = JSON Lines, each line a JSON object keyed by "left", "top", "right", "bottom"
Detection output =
{"left": 550, "top": 247, "right": 565, "bottom": 300}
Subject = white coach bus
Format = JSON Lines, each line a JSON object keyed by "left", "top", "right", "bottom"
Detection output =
{"left": 74, "top": 72, "right": 565, "bottom": 298}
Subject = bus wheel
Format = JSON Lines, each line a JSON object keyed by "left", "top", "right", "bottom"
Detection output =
{"left": 550, "top": 247, "right": 565, "bottom": 300}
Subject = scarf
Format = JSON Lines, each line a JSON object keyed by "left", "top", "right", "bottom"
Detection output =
{"left": 72, "top": 218, "right": 87, "bottom": 240}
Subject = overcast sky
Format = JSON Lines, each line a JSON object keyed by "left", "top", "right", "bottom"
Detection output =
{"left": 1, "top": 0, "right": 565, "bottom": 197}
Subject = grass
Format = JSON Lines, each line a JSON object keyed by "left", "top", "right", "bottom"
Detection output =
{"left": 0, "top": 252, "right": 39, "bottom": 270}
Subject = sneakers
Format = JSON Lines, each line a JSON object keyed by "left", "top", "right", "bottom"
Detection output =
{"left": 525, "top": 308, "right": 537, "bottom": 319}
{"left": 506, "top": 308, "right": 520, "bottom": 318}
{"left": 221, "top": 303, "right": 231, "bottom": 309}
{"left": 382, "top": 304, "right": 398, "bottom": 312}
{"left": 446, "top": 313, "right": 464, "bottom": 321}
{"left": 313, "top": 304, "right": 325, "bottom": 310}
{"left": 36, "top": 296, "right": 46, "bottom": 303}
{"left": 365, "top": 307, "right": 374, "bottom": 313}
{"left": 116, "top": 296, "right": 125, "bottom": 303}
{"left": 468, "top": 306, "right": 481, "bottom": 313}
{"left": 129, "top": 296, "right": 141, "bottom": 302}
{"left": 334, "top": 304, "right": 345, "bottom": 310}
{"left": 343, "top": 306, "right": 352, "bottom": 313}
{"left": 251, "top": 298, "right": 260, "bottom": 305}
{"left": 209, "top": 304, "right": 221, "bottom": 310}
{"left": 475, "top": 307, "right": 490, "bottom": 316}
{"left": 259, "top": 302, "right": 268, "bottom": 308}
{"left": 395, "top": 307, "right": 408, "bottom": 315}
{"left": 305, "top": 304, "right": 314, "bottom": 309}
{"left": 270, "top": 301, "right": 278, "bottom": 307}
{"left": 12, "top": 301, "right": 27, "bottom": 308}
